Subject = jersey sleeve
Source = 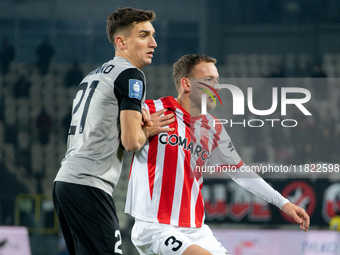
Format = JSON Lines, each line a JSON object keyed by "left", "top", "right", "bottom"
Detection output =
{"left": 113, "top": 68, "right": 146, "bottom": 113}
{"left": 227, "top": 165, "right": 290, "bottom": 209}
{"left": 207, "top": 125, "right": 243, "bottom": 168}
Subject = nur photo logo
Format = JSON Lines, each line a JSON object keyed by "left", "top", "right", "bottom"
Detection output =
{"left": 199, "top": 82, "right": 312, "bottom": 128}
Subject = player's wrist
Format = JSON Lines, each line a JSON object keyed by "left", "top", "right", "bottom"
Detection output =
{"left": 141, "top": 125, "right": 151, "bottom": 141}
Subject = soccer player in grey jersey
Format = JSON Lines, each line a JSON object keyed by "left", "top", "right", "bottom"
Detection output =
{"left": 53, "top": 7, "right": 174, "bottom": 255}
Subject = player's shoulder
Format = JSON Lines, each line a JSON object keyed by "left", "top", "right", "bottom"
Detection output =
{"left": 110, "top": 57, "right": 145, "bottom": 80}
{"left": 144, "top": 97, "right": 163, "bottom": 109}
{"left": 144, "top": 96, "right": 176, "bottom": 114}
{"left": 145, "top": 96, "right": 174, "bottom": 107}
{"left": 85, "top": 57, "right": 145, "bottom": 82}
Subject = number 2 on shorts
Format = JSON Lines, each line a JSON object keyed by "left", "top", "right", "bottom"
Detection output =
{"left": 114, "top": 230, "right": 122, "bottom": 254}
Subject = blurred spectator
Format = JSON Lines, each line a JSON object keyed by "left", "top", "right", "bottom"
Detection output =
{"left": 16, "top": 131, "right": 31, "bottom": 173}
{"left": 0, "top": 94, "right": 4, "bottom": 121}
{"left": 302, "top": 143, "right": 317, "bottom": 164}
{"left": 64, "top": 62, "right": 83, "bottom": 87}
{"left": 317, "top": 126, "right": 335, "bottom": 163}
{"left": 293, "top": 142, "right": 317, "bottom": 165}
{"left": 35, "top": 107, "right": 52, "bottom": 145}
{"left": 311, "top": 64, "right": 327, "bottom": 78}
{"left": 13, "top": 74, "right": 31, "bottom": 98}
{"left": 297, "top": 103, "right": 320, "bottom": 145}
{"left": 291, "top": 118, "right": 317, "bottom": 155}
{"left": 304, "top": 103, "right": 319, "bottom": 131}
{"left": 35, "top": 38, "right": 55, "bottom": 76}
{"left": 0, "top": 37, "right": 15, "bottom": 75}
{"left": 276, "top": 144, "right": 292, "bottom": 165}
{"left": 267, "top": 65, "right": 286, "bottom": 78}
{"left": 298, "top": 119, "right": 314, "bottom": 144}
{"left": 244, "top": 110, "right": 263, "bottom": 146}
{"left": 301, "top": 143, "right": 317, "bottom": 164}
{"left": 16, "top": 146, "right": 31, "bottom": 174}
{"left": 310, "top": 64, "right": 329, "bottom": 100}
{"left": 269, "top": 110, "right": 288, "bottom": 149}
{"left": 335, "top": 131, "right": 340, "bottom": 163}
{"left": 0, "top": 162, "right": 27, "bottom": 225}
{"left": 252, "top": 140, "right": 268, "bottom": 163}
{"left": 323, "top": 109, "right": 336, "bottom": 137}
{"left": 4, "top": 125, "right": 18, "bottom": 146}
{"left": 267, "top": 66, "right": 286, "bottom": 103}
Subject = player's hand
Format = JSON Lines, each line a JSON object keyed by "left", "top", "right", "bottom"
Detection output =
{"left": 144, "top": 109, "right": 175, "bottom": 138}
{"left": 141, "top": 108, "right": 153, "bottom": 127}
{"left": 282, "top": 202, "right": 310, "bottom": 232}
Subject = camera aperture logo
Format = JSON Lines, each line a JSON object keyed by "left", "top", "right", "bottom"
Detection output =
{"left": 199, "top": 84, "right": 312, "bottom": 128}
{"left": 197, "top": 82, "right": 223, "bottom": 111}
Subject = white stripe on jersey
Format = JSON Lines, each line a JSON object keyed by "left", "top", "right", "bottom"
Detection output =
{"left": 190, "top": 178, "right": 199, "bottom": 227}
{"left": 152, "top": 99, "right": 167, "bottom": 218}
{"left": 170, "top": 107, "right": 185, "bottom": 226}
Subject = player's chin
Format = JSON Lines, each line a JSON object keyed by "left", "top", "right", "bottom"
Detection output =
{"left": 207, "top": 103, "right": 216, "bottom": 111}
{"left": 144, "top": 58, "right": 153, "bottom": 66}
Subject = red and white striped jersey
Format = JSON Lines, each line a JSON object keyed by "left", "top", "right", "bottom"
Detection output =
{"left": 125, "top": 96, "right": 243, "bottom": 228}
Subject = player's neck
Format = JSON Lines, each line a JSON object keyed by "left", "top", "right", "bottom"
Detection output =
{"left": 176, "top": 95, "right": 201, "bottom": 117}
{"left": 115, "top": 52, "right": 142, "bottom": 69}
{"left": 176, "top": 96, "right": 188, "bottom": 113}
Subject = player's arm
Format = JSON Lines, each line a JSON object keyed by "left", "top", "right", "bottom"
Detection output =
{"left": 114, "top": 68, "right": 148, "bottom": 151}
{"left": 210, "top": 126, "right": 310, "bottom": 231}
{"left": 120, "top": 109, "right": 175, "bottom": 151}
{"left": 228, "top": 168, "right": 310, "bottom": 231}
{"left": 115, "top": 68, "right": 175, "bottom": 151}
{"left": 120, "top": 110, "right": 147, "bottom": 151}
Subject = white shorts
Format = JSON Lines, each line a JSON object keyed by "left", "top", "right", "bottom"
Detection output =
{"left": 131, "top": 219, "right": 229, "bottom": 255}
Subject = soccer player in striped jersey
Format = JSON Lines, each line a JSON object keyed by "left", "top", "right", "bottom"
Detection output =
{"left": 125, "top": 54, "right": 310, "bottom": 255}
{"left": 53, "top": 7, "right": 174, "bottom": 255}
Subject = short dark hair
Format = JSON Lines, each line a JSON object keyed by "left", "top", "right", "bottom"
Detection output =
{"left": 106, "top": 7, "right": 156, "bottom": 48}
{"left": 173, "top": 54, "right": 217, "bottom": 91}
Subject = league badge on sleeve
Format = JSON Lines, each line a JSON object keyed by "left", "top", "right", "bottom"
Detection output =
{"left": 129, "top": 79, "right": 143, "bottom": 100}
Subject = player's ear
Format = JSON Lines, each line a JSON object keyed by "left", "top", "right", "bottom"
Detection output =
{"left": 181, "top": 78, "right": 190, "bottom": 93}
{"left": 115, "top": 35, "right": 126, "bottom": 50}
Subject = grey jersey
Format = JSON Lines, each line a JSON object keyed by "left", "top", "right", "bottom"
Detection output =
{"left": 55, "top": 57, "right": 146, "bottom": 196}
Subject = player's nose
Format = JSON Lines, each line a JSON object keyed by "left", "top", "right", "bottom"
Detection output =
{"left": 213, "top": 79, "right": 220, "bottom": 91}
{"left": 214, "top": 85, "right": 221, "bottom": 92}
{"left": 150, "top": 37, "right": 157, "bottom": 48}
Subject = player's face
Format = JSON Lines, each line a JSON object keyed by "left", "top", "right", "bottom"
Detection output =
{"left": 124, "top": 21, "right": 157, "bottom": 69}
{"left": 190, "top": 62, "right": 220, "bottom": 113}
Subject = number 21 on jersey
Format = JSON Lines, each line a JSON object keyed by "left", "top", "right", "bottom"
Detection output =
{"left": 69, "top": 80, "right": 99, "bottom": 135}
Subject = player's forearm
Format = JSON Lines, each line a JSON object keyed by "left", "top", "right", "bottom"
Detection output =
{"left": 228, "top": 166, "right": 289, "bottom": 209}
{"left": 120, "top": 110, "right": 148, "bottom": 152}
{"left": 121, "top": 130, "right": 147, "bottom": 152}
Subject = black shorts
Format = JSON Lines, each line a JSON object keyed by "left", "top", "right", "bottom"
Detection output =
{"left": 53, "top": 181, "right": 122, "bottom": 255}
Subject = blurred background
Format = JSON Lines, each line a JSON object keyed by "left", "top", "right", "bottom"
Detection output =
{"left": 0, "top": 0, "right": 340, "bottom": 254}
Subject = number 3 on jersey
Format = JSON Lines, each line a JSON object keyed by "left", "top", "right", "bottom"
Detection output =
{"left": 69, "top": 80, "right": 99, "bottom": 135}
